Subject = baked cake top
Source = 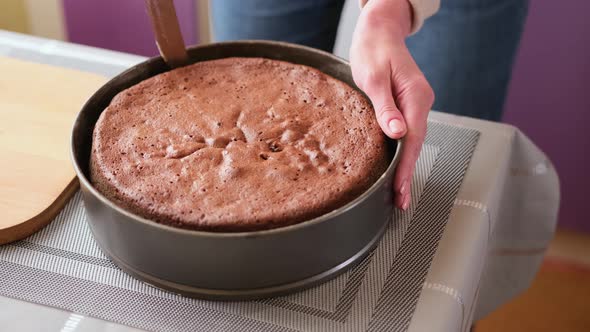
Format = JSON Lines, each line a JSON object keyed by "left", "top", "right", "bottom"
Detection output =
{"left": 90, "top": 57, "right": 388, "bottom": 231}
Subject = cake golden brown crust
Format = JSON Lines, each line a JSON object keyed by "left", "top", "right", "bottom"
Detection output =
{"left": 90, "top": 57, "right": 388, "bottom": 231}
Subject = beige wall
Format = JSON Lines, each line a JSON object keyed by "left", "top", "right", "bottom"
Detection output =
{"left": 0, "top": 0, "right": 29, "bottom": 33}
{"left": 0, "top": 0, "right": 65, "bottom": 40}
{"left": 24, "top": 0, "right": 66, "bottom": 40}
{"left": 196, "top": 0, "right": 211, "bottom": 43}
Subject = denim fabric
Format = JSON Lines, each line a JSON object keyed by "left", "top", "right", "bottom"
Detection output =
{"left": 406, "top": 0, "right": 529, "bottom": 120}
{"left": 210, "top": 0, "right": 345, "bottom": 52}
{"left": 210, "top": 0, "right": 529, "bottom": 120}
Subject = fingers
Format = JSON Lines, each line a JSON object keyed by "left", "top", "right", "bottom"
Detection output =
{"left": 350, "top": 36, "right": 433, "bottom": 210}
{"left": 353, "top": 68, "right": 408, "bottom": 139}
{"left": 393, "top": 124, "right": 427, "bottom": 210}
{"left": 392, "top": 61, "right": 434, "bottom": 210}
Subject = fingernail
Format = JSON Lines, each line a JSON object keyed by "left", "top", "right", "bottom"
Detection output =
{"left": 388, "top": 119, "right": 404, "bottom": 135}
{"left": 399, "top": 179, "right": 408, "bottom": 195}
{"left": 402, "top": 195, "right": 410, "bottom": 211}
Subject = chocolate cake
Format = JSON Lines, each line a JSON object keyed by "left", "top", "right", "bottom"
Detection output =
{"left": 90, "top": 57, "right": 388, "bottom": 231}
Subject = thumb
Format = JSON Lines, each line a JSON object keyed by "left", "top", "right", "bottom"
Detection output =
{"left": 358, "top": 71, "right": 407, "bottom": 139}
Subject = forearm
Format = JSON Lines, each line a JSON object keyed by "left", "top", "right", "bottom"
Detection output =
{"left": 359, "top": 0, "right": 440, "bottom": 34}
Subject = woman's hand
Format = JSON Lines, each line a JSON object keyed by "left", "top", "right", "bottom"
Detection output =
{"left": 350, "top": 0, "right": 434, "bottom": 210}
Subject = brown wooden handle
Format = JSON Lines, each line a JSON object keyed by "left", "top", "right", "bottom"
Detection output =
{"left": 144, "top": 0, "right": 188, "bottom": 68}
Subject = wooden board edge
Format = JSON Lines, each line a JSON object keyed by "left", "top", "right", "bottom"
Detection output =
{"left": 0, "top": 178, "right": 80, "bottom": 245}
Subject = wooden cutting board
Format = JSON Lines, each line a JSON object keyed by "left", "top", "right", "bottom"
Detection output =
{"left": 0, "top": 56, "right": 107, "bottom": 244}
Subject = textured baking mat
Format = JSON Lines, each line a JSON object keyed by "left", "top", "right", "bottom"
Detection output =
{"left": 0, "top": 122, "right": 478, "bottom": 332}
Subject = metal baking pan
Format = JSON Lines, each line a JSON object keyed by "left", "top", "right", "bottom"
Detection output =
{"left": 71, "top": 40, "right": 401, "bottom": 300}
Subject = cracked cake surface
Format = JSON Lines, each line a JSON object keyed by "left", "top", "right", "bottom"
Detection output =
{"left": 90, "top": 57, "right": 388, "bottom": 231}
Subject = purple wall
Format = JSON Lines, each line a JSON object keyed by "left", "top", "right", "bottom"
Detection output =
{"left": 503, "top": 1, "right": 590, "bottom": 232}
{"left": 63, "top": 0, "right": 197, "bottom": 57}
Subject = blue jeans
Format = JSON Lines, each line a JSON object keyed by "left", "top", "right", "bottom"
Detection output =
{"left": 211, "top": 0, "right": 529, "bottom": 121}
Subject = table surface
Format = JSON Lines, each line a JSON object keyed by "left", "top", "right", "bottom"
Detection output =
{"left": 0, "top": 30, "right": 560, "bottom": 332}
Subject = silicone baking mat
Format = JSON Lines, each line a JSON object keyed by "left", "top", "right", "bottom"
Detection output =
{"left": 0, "top": 122, "right": 478, "bottom": 332}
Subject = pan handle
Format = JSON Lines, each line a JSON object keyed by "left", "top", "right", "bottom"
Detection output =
{"left": 144, "top": 0, "right": 189, "bottom": 68}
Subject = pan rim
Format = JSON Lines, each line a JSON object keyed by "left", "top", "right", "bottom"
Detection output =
{"left": 71, "top": 39, "right": 402, "bottom": 238}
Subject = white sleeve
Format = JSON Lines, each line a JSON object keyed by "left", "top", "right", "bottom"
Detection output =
{"left": 359, "top": 0, "right": 441, "bottom": 34}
